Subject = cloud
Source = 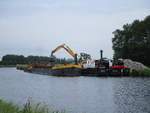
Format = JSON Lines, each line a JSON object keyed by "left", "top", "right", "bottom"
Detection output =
{"left": 0, "top": 9, "right": 150, "bottom": 59}
{"left": 0, "top": 0, "right": 149, "bottom": 17}
{"left": 0, "top": 0, "right": 150, "bottom": 60}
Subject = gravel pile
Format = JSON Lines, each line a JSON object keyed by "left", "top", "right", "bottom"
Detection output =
{"left": 123, "top": 59, "right": 148, "bottom": 70}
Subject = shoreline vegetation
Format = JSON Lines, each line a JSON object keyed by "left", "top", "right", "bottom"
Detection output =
{"left": 0, "top": 99, "right": 66, "bottom": 113}
{"left": 0, "top": 55, "right": 73, "bottom": 67}
{"left": 131, "top": 68, "right": 150, "bottom": 77}
{"left": 0, "top": 65, "right": 16, "bottom": 68}
{"left": 112, "top": 15, "right": 150, "bottom": 67}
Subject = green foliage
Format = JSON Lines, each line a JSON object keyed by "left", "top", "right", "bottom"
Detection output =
{"left": 20, "top": 100, "right": 49, "bottom": 113}
{"left": 112, "top": 15, "right": 150, "bottom": 66}
{"left": 79, "top": 52, "right": 91, "bottom": 62}
{"left": 0, "top": 65, "right": 15, "bottom": 68}
{"left": 0, "top": 99, "right": 66, "bottom": 113}
{"left": 26, "top": 56, "right": 51, "bottom": 65}
{"left": 0, "top": 99, "right": 19, "bottom": 113}
{"left": 0, "top": 55, "right": 74, "bottom": 66}
{"left": 131, "top": 68, "right": 150, "bottom": 76}
{"left": 138, "top": 68, "right": 150, "bottom": 76}
{"left": 16, "top": 64, "right": 28, "bottom": 70}
{"left": 1, "top": 55, "right": 26, "bottom": 65}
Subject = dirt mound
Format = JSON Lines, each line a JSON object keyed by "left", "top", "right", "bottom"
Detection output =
{"left": 123, "top": 59, "right": 148, "bottom": 70}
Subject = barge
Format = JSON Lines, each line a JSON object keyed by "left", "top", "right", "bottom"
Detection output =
{"left": 21, "top": 44, "right": 130, "bottom": 77}
{"left": 24, "top": 66, "right": 130, "bottom": 77}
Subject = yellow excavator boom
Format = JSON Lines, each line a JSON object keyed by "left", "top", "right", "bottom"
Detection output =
{"left": 51, "top": 44, "right": 78, "bottom": 65}
{"left": 51, "top": 44, "right": 75, "bottom": 57}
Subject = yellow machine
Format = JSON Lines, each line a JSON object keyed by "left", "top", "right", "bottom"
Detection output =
{"left": 51, "top": 44, "right": 81, "bottom": 69}
{"left": 25, "top": 62, "right": 47, "bottom": 71}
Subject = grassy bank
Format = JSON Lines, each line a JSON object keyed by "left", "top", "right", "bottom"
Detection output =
{"left": 0, "top": 65, "right": 16, "bottom": 68}
{"left": 0, "top": 99, "right": 66, "bottom": 113}
{"left": 16, "top": 64, "right": 28, "bottom": 70}
{"left": 131, "top": 68, "right": 150, "bottom": 76}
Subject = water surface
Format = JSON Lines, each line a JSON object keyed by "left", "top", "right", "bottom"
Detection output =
{"left": 0, "top": 68, "right": 150, "bottom": 113}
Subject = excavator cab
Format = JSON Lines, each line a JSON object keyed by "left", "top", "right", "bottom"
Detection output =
{"left": 95, "top": 58, "right": 109, "bottom": 68}
{"left": 100, "top": 58, "right": 109, "bottom": 68}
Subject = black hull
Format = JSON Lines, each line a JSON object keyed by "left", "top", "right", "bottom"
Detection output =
{"left": 81, "top": 68, "right": 130, "bottom": 76}
{"left": 24, "top": 67, "right": 130, "bottom": 77}
{"left": 51, "top": 68, "right": 81, "bottom": 76}
{"left": 81, "top": 68, "right": 109, "bottom": 76}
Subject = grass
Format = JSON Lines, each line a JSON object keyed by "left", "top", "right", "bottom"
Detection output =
{"left": 16, "top": 64, "right": 28, "bottom": 70}
{"left": 131, "top": 68, "right": 150, "bottom": 76}
{"left": 0, "top": 99, "right": 19, "bottom": 113}
{"left": 0, "top": 65, "right": 16, "bottom": 68}
{"left": 0, "top": 99, "right": 66, "bottom": 113}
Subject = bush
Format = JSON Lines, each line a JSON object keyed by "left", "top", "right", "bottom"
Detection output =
{"left": 138, "top": 68, "right": 150, "bottom": 76}
{"left": 131, "top": 68, "right": 150, "bottom": 76}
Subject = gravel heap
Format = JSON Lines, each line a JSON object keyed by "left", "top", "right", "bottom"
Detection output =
{"left": 123, "top": 59, "right": 148, "bottom": 70}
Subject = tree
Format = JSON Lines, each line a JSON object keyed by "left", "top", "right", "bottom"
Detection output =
{"left": 1, "top": 55, "right": 26, "bottom": 65}
{"left": 112, "top": 15, "right": 150, "bottom": 66}
{"left": 79, "top": 52, "right": 91, "bottom": 62}
{"left": 0, "top": 54, "right": 76, "bottom": 65}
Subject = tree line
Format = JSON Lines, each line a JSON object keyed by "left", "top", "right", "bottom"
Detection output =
{"left": 0, "top": 55, "right": 74, "bottom": 65}
{"left": 0, "top": 52, "right": 91, "bottom": 66}
{"left": 112, "top": 15, "right": 150, "bottom": 66}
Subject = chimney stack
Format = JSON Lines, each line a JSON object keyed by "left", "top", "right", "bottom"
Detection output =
{"left": 100, "top": 50, "right": 103, "bottom": 60}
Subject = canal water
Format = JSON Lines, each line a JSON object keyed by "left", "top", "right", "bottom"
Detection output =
{"left": 0, "top": 68, "right": 150, "bottom": 113}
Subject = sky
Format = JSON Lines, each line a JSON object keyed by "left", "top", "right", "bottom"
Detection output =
{"left": 0, "top": 0, "right": 150, "bottom": 60}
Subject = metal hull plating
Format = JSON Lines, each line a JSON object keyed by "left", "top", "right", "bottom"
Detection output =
{"left": 51, "top": 68, "right": 81, "bottom": 76}
{"left": 25, "top": 67, "right": 130, "bottom": 76}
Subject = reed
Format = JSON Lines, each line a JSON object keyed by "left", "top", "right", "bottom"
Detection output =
{"left": 0, "top": 99, "right": 66, "bottom": 113}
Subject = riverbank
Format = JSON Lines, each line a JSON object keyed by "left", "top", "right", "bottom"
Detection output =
{"left": 131, "top": 68, "right": 150, "bottom": 76}
{"left": 0, "top": 99, "right": 66, "bottom": 113}
{"left": 0, "top": 65, "right": 16, "bottom": 68}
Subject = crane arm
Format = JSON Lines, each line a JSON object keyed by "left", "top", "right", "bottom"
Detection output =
{"left": 51, "top": 44, "right": 76, "bottom": 58}
{"left": 51, "top": 44, "right": 78, "bottom": 65}
{"left": 51, "top": 44, "right": 65, "bottom": 56}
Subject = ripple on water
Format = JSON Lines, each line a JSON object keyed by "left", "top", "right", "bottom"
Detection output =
{"left": 113, "top": 77, "right": 150, "bottom": 113}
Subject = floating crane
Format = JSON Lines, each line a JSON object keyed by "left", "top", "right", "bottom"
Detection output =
{"left": 22, "top": 44, "right": 130, "bottom": 76}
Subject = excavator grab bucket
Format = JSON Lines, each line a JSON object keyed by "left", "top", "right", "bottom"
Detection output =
{"left": 50, "top": 55, "right": 56, "bottom": 62}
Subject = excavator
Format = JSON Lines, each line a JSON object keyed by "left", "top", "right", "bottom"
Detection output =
{"left": 50, "top": 44, "right": 81, "bottom": 69}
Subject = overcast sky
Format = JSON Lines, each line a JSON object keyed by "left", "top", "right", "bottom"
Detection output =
{"left": 0, "top": 0, "right": 150, "bottom": 60}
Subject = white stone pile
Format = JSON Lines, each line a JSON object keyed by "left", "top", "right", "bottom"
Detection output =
{"left": 123, "top": 59, "right": 148, "bottom": 70}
